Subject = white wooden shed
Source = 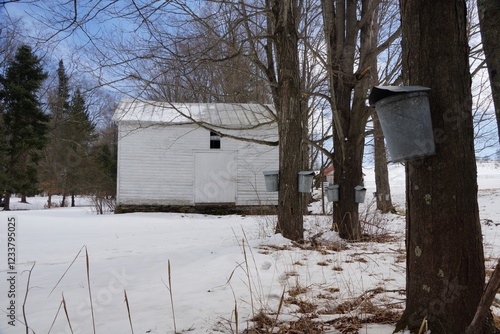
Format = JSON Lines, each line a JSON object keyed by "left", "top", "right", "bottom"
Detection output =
{"left": 112, "top": 99, "right": 279, "bottom": 213}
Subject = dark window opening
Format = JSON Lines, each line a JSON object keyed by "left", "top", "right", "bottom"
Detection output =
{"left": 210, "top": 131, "right": 221, "bottom": 149}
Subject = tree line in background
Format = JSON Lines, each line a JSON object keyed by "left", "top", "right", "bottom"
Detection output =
{"left": 0, "top": 41, "right": 117, "bottom": 211}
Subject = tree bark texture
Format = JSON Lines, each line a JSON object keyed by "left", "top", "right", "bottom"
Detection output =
{"left": 332, "top": 138, "right": 364, "bottom": 240}
{"left": 396, "top": 1, "right": 486, "bottom": 332}
{"left": 477, "top": 0, "right": 500, "bottom": 144}
{"left": 272, "top": 0, "right": 305, "bottom": 242}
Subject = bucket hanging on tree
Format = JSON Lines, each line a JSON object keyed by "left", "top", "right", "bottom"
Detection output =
{"left": 369, "top": 86, "right": 435, "bottom": 163}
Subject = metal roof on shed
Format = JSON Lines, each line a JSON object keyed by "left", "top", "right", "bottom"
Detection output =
{"left": 112, "top": 98, "right": 277, "bottom": 128}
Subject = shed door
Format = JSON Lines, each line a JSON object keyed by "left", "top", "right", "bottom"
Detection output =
{"left": 194, "top": 151, "right": 237, "bottom": 204}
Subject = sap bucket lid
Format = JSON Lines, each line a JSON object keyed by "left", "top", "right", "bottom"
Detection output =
{"left": 368, "top": 85, "right": 431, "bottom": 106}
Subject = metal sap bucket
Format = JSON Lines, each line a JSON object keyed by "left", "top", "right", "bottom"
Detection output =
{"left": 263, "top": 170, "right": 279, "bottom": 192}
{"left": 326, "top": 184, "right": 339, "bottom": 202}
{"left": 369, "top": 86, "right": 435, "bottom": 163}
{"left": 354, "top": 185, "right": 367, "bottom": 203}
{"left": 298, "top": 171, "right": 315, "bottom": 193}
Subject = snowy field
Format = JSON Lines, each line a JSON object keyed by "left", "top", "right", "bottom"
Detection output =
{"left": 1, "top": 161, "right": 500, "bottom": 334}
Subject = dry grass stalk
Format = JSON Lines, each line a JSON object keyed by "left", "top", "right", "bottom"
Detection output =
{"left": 234, "top": 301, "right": 239, "bottom": 334}
{"left": 271, "top": 288, "right": 286, "bottom": 333}
{"left": 22, "top": 262, "right": 36, "bottom": 333}
{"left": 49, "top": 246, "right": 87, "bottom": 296}
{"left": 48, "top": 299, "right": 64, "bottom": 333}
{"left": 166, "top": 259, "right": 177, "bottom": 334}
{"left": 61, "top": 294, "right": 74, "bottom": 334}
{"left": 242, "top": 238, "right": 256, "bottom": 320}
{"left": 84, "top": 248, "right": 96, "bottom": 334}
{"left": 124, "top": 290, "right": 135, "bottom": 334}
{"left": 418, "top": 316, "right": 428, "bottom": 334}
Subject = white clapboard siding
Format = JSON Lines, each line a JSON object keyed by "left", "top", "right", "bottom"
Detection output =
{"left": 117, "top": 123, "right": 203, "bottom": 205}
{"left": 114, "top": 100, "right": 279, "bottom": 207}
{"left": 237, "top": 145, "right": 279, "bottom": 205}
{"left": 233, "top": 128, "right": 278, "bottom": 205}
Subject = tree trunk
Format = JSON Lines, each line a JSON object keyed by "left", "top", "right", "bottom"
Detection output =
{"left": 4, "top": 193, "right": 11, "bottom": 211}
{"left": 367, "top": 2, "right": 395, "bottom": 215}
{"left": 47, "top": 193, "right": 52, "bottom": 209}
{"left": 396, "top": 1, "right": 487, "bottom": 332}
{"left": 272, "top": 0, "right": 305, "bottom": 242}
{"left": 21, "top": 194, "right": 27, "bottom": 203}
{"left": 322, "top": 0, "right": 376, "bottom": 241}
{"left": 477, "top": 0, "right": 500, "bottom": 143}
{"left": 71, "top": 193, "right": 75, "bottom": 207}
{"left": 373, "top": 111, "right": 395, "bottom": 213}
{"left": 61, "top": 193, "right": 66, "bottom": 207}
{"left": 333, "top": 137, "right": 364, "bottom": 240}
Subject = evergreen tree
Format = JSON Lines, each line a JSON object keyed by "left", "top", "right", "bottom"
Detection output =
{"left": 53, "top": 59, "right": 71, "bottom": 122}
{"left": 68, "top": 88, "right": 95, "bottom": 144}
{"left": 65, "top": 88, "right": 96, "bottom": 206}
{"left": 41, "top": 61, "right": 97, "bottom": 207}
{"left": 0, "top": 45, "right": 49, "bottom": 210}
{"left": 40, "top": 59, "right": 72, "bottom": 207}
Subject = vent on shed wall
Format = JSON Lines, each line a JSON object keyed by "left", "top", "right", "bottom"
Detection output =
{"left": 210, "top": 131, "right": 221, "bottom": 149}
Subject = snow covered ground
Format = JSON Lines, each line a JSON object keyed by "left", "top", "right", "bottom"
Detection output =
{"left": 1, "top": 161, "right": 499, "bottom": 334}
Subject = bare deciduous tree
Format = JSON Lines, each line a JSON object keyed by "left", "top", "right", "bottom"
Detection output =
{"left": 321, "top": 0, "right": 400, "bottom": 240}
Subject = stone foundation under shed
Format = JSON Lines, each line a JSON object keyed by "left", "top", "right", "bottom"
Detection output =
{"left": 114, "top": 204, "right": 278, "bottom": 216}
